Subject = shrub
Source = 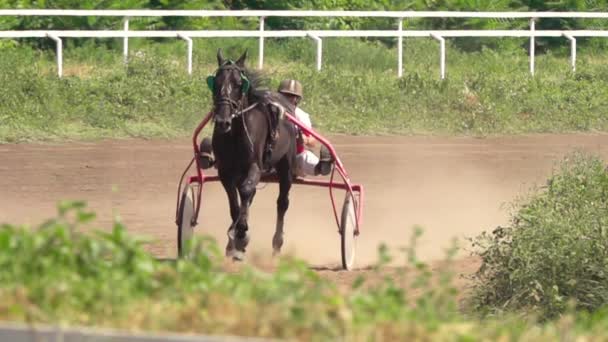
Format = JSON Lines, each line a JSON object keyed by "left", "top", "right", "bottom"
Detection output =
{"left": 0, "top": 201, "right": 462, "bottom": 340}
{"left": 469, "top": 152, "right": 608, "bottom": 320}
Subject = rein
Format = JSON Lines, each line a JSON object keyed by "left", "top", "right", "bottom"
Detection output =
{"left": 240, "top": 102, "right": 259, "bottom": 155}
{"left": 235, "top": 102, "right": 259, "bottom": 118}
{"left": 214, "top": 96, "right": 259, "bottom": 154}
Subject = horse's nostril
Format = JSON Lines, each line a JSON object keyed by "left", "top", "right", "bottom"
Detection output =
{"left": 217, "top": 120, "right": 231, "bottom": 132}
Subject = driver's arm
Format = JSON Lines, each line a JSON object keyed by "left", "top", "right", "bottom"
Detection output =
{"left": 303, "top": 135, "right": 317, "bottom": 148}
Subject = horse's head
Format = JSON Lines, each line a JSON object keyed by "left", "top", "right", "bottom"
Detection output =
{"left": 206, "top": 49, "right": 251, "bottom": 134}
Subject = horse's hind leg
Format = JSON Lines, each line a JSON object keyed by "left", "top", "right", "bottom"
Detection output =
{"left": 233, "top": 163, "right": 261, "bottom": 259}
{"left": 272, "top": 157, "right": 292, "bottom": 256}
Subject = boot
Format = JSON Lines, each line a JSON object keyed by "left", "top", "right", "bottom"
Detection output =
{"left": 198, "top": 137, "right": 215, "bottom": 169}
{"left": 314, "top": 145, "right": 334, "bottom": 176}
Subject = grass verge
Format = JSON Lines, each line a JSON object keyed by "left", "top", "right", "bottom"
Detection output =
{"left": 2, "top": 38, "right": 608, "bottom": 142}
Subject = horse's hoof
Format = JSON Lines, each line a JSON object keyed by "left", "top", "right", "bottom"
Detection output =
{"left": 225, "top": 239, "right": 235, "bottom": 257}
{"left": 272, "top": 248, "right": 281, "bottom": 257}
{"left": 232, "top": 250, "right": 245, "bottom": 261}
{"left": 272, "top": 234, "right": 283, "bottom": 254}
{"left": 227, "top": 227, "right": 236, "bottom": 240}
{"left": 234, "top": 232, "right": 250, "bottom": 251}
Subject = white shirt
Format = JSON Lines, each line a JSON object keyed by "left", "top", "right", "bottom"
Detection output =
{"left": 294, "top": 107, "right": 313, "bottom": 155}
{"left": 295, "top": 107, "right": 312, "bottom": 129}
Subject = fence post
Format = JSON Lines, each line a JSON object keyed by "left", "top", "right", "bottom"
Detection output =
{"left": 529, "top": 18, "right": 535, "bottom": 76}
{"left": 562, "top": 33, "right": 576, "bottom": 72}
{"left": 307, "top": 33, "right": 322, "bottom": 71}
{"left": 47, "top": 33, "right": 62, "bottom": 77}
{"left": 398, "top": 19, "right": 403, "bottom": 78}
{"left": 123, "top": 17, "right": 129, "bottom": 64}
{"left": 258, "top": 16, "right": 265, "bottom": 69}
{"left": 430, "top": 33, "right": 445, "bottom": 80}
{"left": 178, "top": 34, "right": 193, "bottom": 75}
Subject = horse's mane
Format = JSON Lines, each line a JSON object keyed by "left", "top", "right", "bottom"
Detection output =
{"left": 242, "top": 67, "right": 268, "bottom": 96}
{"left": 243, "top": 67, "right": 297, "bottom": 114}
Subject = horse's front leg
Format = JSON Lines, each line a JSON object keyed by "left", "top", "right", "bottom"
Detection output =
{"left": 220, "top": 171, "right": 240, "bottom": 257}
{"left": 232, "top": 162, "right": 261, "bottom": 259}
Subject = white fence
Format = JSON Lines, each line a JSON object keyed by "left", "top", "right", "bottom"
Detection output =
{"left": 1, "top": 10, "right": 607, "bottom": 78}
{"left": 0, "top": 322, "right": 273, "bottom": 342}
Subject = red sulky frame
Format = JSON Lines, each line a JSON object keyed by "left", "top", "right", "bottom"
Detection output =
{"left": 175, "top": 111, "right": 364, "bottom": 237}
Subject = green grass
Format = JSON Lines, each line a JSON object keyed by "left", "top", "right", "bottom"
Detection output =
{"left": 2, "top": 38, "right": 608, "bottom": 143}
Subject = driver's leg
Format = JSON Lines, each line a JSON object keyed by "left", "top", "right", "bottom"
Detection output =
{"left": 314, "top": 145, "right": 333, "bottom": 176}
{"left": 198, "top": 136, "right": 214, "bottom": 169}
{"left": 297, "top": 149, "right": 333, "bottom": 177}
{"left": 297, "top": 150, "right": 318, "bottom": 177}
{"left": 295, "top": 152, "right": 308, "bottom": 177}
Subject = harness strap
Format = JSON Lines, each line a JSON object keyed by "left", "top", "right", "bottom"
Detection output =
{"left": 234, "top": 102, "right": 259, "bottom": 118}
{"left": 241, "top": 102, "right": 259, "bottom": 155}
{"left": 267, "top": 101, "right": 286, "bottom": 120}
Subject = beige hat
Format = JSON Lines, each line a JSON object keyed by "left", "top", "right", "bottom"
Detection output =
{"left": 278, "top": 79, "right": 303, "bottom": 98}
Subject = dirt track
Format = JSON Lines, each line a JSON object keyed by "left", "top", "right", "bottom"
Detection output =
{"left": 2, "top": 133, "right": 608, "bottom": 282}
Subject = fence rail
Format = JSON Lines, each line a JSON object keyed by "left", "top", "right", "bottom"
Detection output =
{"left": 0, "top": 322, "right": 274, "bottom": 342}
{"left": 2, "top": 9, "right": 608, "bottom": 18}
{"left": 3, "top": 29, "right": 608, "bottom": 38}
{"left": 1, "top": 10, "right": 607, "bottom": 78}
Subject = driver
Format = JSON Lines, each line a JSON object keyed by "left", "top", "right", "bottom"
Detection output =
{"left": 277, "top": 79, "right": 333, "bottom": 177}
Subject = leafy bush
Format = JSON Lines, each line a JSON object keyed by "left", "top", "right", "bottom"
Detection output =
{"left": 469, "top": 152, "right": 608, "bottom": 320}
{"left": 6, "top": 200, "right": 608, "bottom": 339}
{"left": 0, "top": 200, "right": 463, "bottom": 340}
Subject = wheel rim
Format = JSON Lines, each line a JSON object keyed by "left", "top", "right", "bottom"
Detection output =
{"left": 341, "top": 193, "right": 357, "bottom": 270}
{"left": 178, "top": 183, "right": 197, "bottom": 258}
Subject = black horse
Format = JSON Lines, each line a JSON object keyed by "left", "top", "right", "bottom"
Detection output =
{"left": 206, "top": 49, "right": 298, "bottom": 260}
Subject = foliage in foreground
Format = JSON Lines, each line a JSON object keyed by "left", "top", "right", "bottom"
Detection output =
{"left": 470, "top": 152, "right": 608, "bottom": 321}
{"left": 0, "top": 201, "right": 461, "bottom": 340}
{"left": 3, "top": 194, "right": 608, "bottom": 340}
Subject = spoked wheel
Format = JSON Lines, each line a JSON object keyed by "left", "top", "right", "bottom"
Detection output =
{"left": 340, "top": 192, "right": 358, "bottom": 270}
{"left": 177, "top": 182, "right": 199, "bottom": 258}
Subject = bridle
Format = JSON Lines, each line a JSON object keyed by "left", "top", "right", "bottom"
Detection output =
{"left": 206, "top": 60, "right": 259, "bottom": 152}
{"left": 207, "top": 61, "right": 256, "bottom": 120}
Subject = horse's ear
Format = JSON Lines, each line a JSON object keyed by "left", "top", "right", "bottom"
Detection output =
{"left": 236, "top": 49, "right": 248, "bottom": 68}
{"left": 217, "top": 48, "right": 225, "bottom": 66}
